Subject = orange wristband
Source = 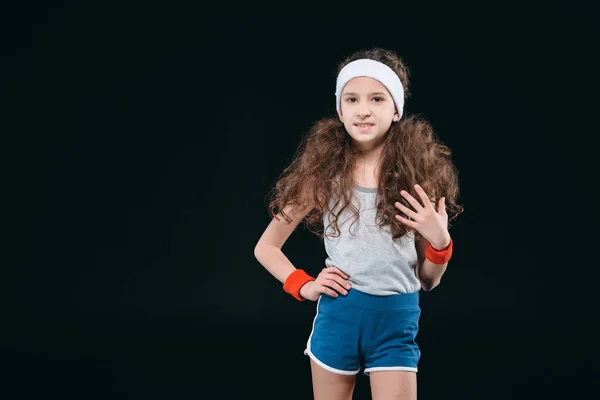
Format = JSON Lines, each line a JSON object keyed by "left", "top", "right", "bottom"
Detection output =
{"left": 425, "top": 238, "right": 453, "bottom": 264}
{"left": 283, "top": 269, "right": 315, "bottom": 301}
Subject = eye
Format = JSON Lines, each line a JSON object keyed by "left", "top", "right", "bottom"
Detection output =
{"left": 345, "top": 97, "right": 356, "bottom": 103}
{"left": 373, "top": 97, "right": 384, "bottom": 102}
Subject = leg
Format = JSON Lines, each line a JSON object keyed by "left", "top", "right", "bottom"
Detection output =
{"left": 369, "top": 370, "right": 417, "bottom": 400}
{"left": 305, "top": 293, "right": 361, "bottom": 399}
{"left": 310, "top": 359, "right": 356, "bottom": 400}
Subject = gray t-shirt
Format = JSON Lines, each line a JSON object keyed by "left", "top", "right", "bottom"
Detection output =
{"left": 323, "top": 184, "right": 421, "bottom": 295}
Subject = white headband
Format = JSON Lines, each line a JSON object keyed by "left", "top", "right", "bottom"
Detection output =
{"left": 335, "top": 59, "right": 405, "bottom": 119}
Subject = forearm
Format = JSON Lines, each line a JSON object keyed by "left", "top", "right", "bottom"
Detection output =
{"left": 417, "top": 235, "right": 451, "bottom": 291}
{"left": 254, "top": 244, "right": 297, "bottom": 284}
{"left": 417, "top": 258, "right": 448, "bottom": 291}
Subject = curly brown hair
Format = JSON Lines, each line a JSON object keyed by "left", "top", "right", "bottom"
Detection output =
{"left": 266, "top": 48, "right": 464, "bottom": 241}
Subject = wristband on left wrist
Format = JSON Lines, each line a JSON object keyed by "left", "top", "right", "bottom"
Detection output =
{"left": 425, "top": 238, "right": 453, "bottom": 264}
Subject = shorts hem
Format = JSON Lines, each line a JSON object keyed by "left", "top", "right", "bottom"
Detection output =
{"left": 363, "top": 366, "right": 418, "bottom": 376}
{"left": 303, "top": 348, "right": 361, "bottom": 376}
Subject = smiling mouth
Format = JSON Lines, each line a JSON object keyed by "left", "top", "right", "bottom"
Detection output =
{"left": 355, "top": 123, "right": 374, "bottom": 131}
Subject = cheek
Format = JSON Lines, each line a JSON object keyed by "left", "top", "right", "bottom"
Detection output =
{"left": 382, "top": 109, "right": 396, "bottom": 122}
{"left": 344, "top": 121, "right": 356, "bottom": 133}
{"left": 340, "top": 103, "right": 352, "bottom": 116}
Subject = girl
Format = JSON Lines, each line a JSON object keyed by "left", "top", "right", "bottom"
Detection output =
{"left": 254, "top": 48, "right": 464, "bottom": 400}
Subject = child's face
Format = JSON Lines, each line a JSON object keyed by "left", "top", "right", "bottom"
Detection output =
{"left": 338, "top": 77, "right": 399, "bottom": 151}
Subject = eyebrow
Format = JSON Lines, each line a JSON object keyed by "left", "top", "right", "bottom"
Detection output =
{"left": 343, "top": 92, "right": 388, "bottom": 97}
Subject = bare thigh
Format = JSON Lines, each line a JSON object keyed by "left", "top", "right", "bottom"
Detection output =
{"left": 310, "top": 359, "right": 356, "bottom": 400}
{"left": 369, "top": 370, "right": 417, "bottom": 400}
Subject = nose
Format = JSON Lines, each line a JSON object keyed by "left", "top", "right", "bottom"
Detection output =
{"left": 356, "top": 103, "right": 371, "bottom": 118}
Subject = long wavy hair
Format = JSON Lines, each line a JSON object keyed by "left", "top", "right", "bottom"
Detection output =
{"left": 266, "top": 48, "right": 464, "bottom": 241}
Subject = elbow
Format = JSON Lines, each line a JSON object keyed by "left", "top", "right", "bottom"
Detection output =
{"left": 254, "top": 244, "right": 264, "bottom": 260}
{"left": 254, "top": 243, "right": 275, "bottom": 260}
{"left": 420, "top": 279, "right": 441, "bottom": 291}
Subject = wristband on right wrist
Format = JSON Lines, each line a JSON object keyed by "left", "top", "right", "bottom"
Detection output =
{"left": 283, "top": 269, "right": 315, "bottom": 301}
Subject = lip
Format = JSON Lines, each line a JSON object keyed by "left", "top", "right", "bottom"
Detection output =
{"left": 354, "top": 123, "right": 375, "bottom": 132}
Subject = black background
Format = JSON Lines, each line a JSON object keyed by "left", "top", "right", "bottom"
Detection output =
{"left": 3, "top": 1, "right": 599, "bottom": 399}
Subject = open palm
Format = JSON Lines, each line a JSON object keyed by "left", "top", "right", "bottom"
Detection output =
{"left": 394, "top": 184, "right": 449, "bottom": 248}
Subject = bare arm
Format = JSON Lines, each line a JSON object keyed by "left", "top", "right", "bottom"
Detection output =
{"left": 414, "top": 234, "right": 451, "bottom": 291}
{"left": 254, "top": 202, "right": 314, "bottom": 284}
{"left": 254, "top": 197, "right": 351, "bottom": 301}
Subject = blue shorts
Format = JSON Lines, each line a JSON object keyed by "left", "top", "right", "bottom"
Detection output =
{"left": 303, "top": 288, "right": 421, "bottom": 376}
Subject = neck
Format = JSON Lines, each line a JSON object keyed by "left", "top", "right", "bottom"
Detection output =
{"left": 355, "top": 141, "right": 385, "bottom": 169}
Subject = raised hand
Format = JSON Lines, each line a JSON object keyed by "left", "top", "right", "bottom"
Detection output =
{"left": 394, "top": 184, "right": 450, "bottom": 249}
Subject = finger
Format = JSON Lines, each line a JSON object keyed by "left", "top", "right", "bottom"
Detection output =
{"left": 329, "top": 266, "right": 350, "bottom": 279}
{"left": 400, "top": 189, "right": 424, "bottom": 211}
{"left": 414, "top": 184, "right": 434, "bottom": 210}
{"left": 394, "top": 201, "right": 419, "bottom": 220}
{"left": 323, "top": 279, "right": 348, "bottom": 295}
{"left": 395, "top": 213, "right": 417, "bottom": 228}
{"left": 331, "top": 275, "right": 352, "bottom": 290}
{"left": 438, "top": 197, "right": 447, "bottom": 214}
{"left": 318, "top": 285, "right": 338, "bottom": 297}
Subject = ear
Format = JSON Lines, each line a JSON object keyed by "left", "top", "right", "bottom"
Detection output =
{"left": 393, "top": 112, "right": 400, "bottom": 122}
{"left": 338, "top": 109, "right": 344, "bottom": 123}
